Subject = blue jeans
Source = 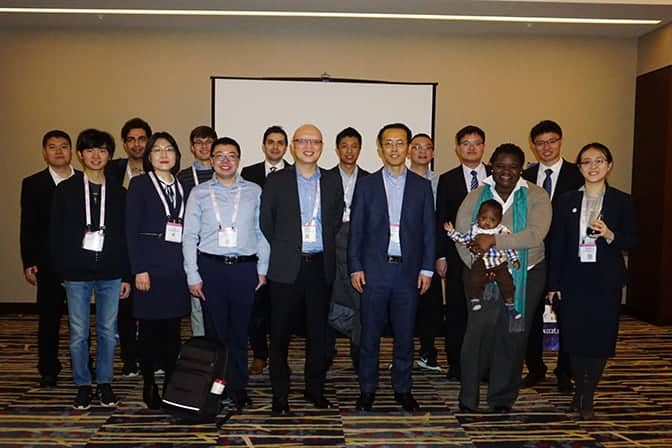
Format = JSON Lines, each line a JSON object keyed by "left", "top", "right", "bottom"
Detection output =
{"left": 65, "top": 279, "right": 121, "bottom": 386}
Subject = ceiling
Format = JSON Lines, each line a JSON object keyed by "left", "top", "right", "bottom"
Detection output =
{"left": 1, "top": 0, "right": 672, "bottom": 37}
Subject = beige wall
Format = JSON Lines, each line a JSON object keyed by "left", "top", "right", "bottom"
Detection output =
{"left": 0, "top": 25, "right": 637, "bottom": 302}
{"left": 638, "top": 22, "right": 672, "bottom": 75}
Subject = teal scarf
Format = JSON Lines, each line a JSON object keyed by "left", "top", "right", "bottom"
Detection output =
{"left": 471, "top": 185, "right": 529, "bottom": 318}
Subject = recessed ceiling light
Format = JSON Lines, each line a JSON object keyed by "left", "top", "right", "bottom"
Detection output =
{"left": 0, "top": 8, "right": 661, "bottom": 25}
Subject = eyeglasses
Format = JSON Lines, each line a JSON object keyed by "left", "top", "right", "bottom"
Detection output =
{"left": 150, "top": 146, "right": 176, "bottom": 154}
{"left": 533, "top": 137, "right": 561, "bottom": 147}
{"left": 212, "top": 153, "right": 239, "bottom": 162}
{"left": 293, "top": 138, "right": 322, "bottom": 146}
{"left": 410, "top": 144, "right": 434, "bottom": 151}
{"left": 192, "top": 138, "right": 214, "bottom": 147}
{"left": 459, "top": 140, "right": 483, "bottom": 148}
{"left": 382, "top": 139, "right": 407, "bottom": 149}
{"left": 578, "top": 158, "right": 607, "bottom": 167}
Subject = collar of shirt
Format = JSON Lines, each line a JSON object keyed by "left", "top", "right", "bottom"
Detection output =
{"left": 296, "top": 167, "right": 320, "bottom": 183}
{"left": 210, "top": 173, "right": 242, "bottom": 190}
{"left": 48, "top": 165, "right": 74, "bottom": 185}
{"left": 462, "top": 163, "right": 487, "bottom": 189}
{"left": 473, "top": 222, "right": 506, "bottom": 235}
{"left": 383, "top": 166, "right": 407, "bottom": 182}
{"left": 157, "top": 175, "right": 176, "bottom": 188}
{"left": 338, "top": 164, "right": 358, "bottom": 181}
{"left": 193, "top": 161, "right": 212, "bottom": 171}
{"left": 535, "top": 158, "right": 563, "bottom": 183}
{"left": 482, "top": 175, "right": 528, "bottom": 214}
{"left": 265, "top": 160, "right": 285, "bottom": 176}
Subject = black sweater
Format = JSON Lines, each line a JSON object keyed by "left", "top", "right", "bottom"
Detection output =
{"left": 49, "top": 172, "right": 130, "bottom": 282}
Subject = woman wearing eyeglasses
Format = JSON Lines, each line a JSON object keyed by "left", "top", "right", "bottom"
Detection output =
{"left": 125, "top": 131, "right": 190, "bottom": 409}
{"left": 546, "top": 142, "right": 639, "bottom": 419}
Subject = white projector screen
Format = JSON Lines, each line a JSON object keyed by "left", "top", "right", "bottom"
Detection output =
{"left": 211, "top": 77, "right": 436, "bottom": 173}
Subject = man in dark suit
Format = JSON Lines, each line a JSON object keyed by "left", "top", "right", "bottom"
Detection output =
{"left": 20, "top": 130, "right": 77, "bottom": 388}
{"left": 349, "top": 123, "right": 435, "bottom": 412}
{"left": 521, "top": 120, "right": 584, "bottom": 392}
{"left": 260, "top": 124, "right": 344, "bottom": 415}
{"left": 241, "top": 125, "right": 291, "bottom": 376}
{"left": 327, "top": 127, "right": 370, "bottom": 370}
{"left": 435, "top": 125, "right": 490, "bottom": 381}
{"left": 105, "top": 117, "right": 152, "bottom": 377}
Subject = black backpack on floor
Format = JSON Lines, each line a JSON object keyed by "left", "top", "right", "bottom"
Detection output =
{"left": 162, "top": 336, "right": 229, "bottom": 423}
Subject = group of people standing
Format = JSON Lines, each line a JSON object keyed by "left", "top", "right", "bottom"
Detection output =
{"left": 20, "top": 117, "right": 637, "bottom": 420}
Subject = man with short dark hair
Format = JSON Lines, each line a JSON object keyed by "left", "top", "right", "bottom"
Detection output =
{"left": 20, "top": 130, "right": 77, "bottom": 388}
{"left": 435, "top": 125, "right": 490, "bottom": 381}
{"left": 177, "top": 125, "right": 218, "bottom": 337}
{"left": 241, "top": 125, "right": 292, "bottom": 376}
{"left": 105, "top": 117, "right": 152, "bottom": 377}
{"left": 522, "top": 120, "right": 583, "bottom": 392}
{"left": 349, "top": 123, "right": 435, "bottom": 412}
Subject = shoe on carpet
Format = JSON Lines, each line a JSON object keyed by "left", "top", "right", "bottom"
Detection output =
{"left": 122, "top": 363, "right": 139, "bottom": 377}
{"left": 96, "top": 383, "right": 119, "bottom": 407}
{"left": 72, "top": 385, "right": 92, "bottom": 410}
{"left": 40, "top": 375, "right": 57, "bottom": 388}
{"left": 416, "top": 353, "right": 442, "bottom": 372}
{"left": 248, "top": 358, "right": 267, "bottom": 375}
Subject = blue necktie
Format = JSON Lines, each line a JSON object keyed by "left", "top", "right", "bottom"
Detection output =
{"left": 543, "top": 168, "right": 553, "bottom": 196}
{"left": 470, "top": 170, "right": 478, "bottom": 191}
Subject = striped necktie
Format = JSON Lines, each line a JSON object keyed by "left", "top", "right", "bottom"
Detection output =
{"left": 543, "top": 168, "right": 553, "bottom": 197}
{"left": 470, "top": 170, "right": 478, "bottom": 191}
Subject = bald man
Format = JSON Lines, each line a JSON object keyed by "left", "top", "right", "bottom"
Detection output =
{"left": 260, "top": 124, "right": 344, "bottom": 415}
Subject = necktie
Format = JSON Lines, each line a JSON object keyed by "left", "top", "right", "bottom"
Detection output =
{"left": 470, "top": 170, "right": 478, "bottom": 191}
{"left": 165, "top": 184, "right": 175, "bottom": 208}
{"left": 269, "top": 166, "right": 277, "bottom": 173}
{"left": 543, "top": 168, "right": 553, "bottom": 196}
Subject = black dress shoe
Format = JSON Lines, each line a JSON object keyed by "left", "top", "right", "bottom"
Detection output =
{"left": 303, "top": 391, "right": 334, "bottom": 409}
{"left": 271, "top": 395, "right": 290, "bottom": 415}
{"left": 394, "top": 392, "right": 420, "bottom": 412}
{"left": 521, "top": 370, "right": 546, "bottom": 388}
{"left": 491, "top": 405, "right": 511, "bottom": 413}
{"left": 557, "top": 374, "right": 573, "bottom": 394}
{"left": 143, "top": 383, "right": 161, "bottom": 410}
{"left": 457, "top": 401, "right": 477, "bottom": 412}
{"left": 446, "top": 367, "right": 461, "bottom": 382}
{"left": 233, "top": 389, "right": 252, "bottom": 410}
{"left": 355, "top": 392, "right": 375, "bottom": 411}
{"left": 40, "top": 375, "right": 57, "bottom": 388}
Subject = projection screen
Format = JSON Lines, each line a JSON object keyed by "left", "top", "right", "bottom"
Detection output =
{"left": 212, "top": 77, "right": 436, "bottom": 172}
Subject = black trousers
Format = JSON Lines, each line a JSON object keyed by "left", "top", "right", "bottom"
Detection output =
{"left": 459, "top": 262, "right": 546, "bottom": 409}
{"left": 415, "top": 273, "right": 444, "bottom": 357}
{"left": 248, "top": 283, "right": 270, "bottom": 361}
{"left": 36, "top": 269, "right": 67, "bottom": 377}
{"left": 118, "top": 293, "right": 139, "bottom": 369}
{"left": 444, "top": 265, "right": 468, "bottom": 371}
{"left": 138, "top": 318, "right": 181, "bottom": 387}
{"left": 269, "top": 254, "right": 330, "bottom": 398}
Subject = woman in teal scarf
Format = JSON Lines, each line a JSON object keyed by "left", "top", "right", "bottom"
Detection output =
{"left": 453, "top": 144, "right": 552, "bottom": 413}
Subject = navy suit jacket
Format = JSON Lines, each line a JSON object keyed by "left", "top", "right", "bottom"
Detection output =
{"left": 348, "top": 169, "right": 435, "bottom": 289}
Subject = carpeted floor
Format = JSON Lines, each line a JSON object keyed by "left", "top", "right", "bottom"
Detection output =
{"left": 0, "top": 314, "right": 671, "bottom": 447}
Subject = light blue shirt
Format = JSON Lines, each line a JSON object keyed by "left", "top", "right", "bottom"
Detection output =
{"left": 297, "top": 169, "right": 323, "bottom": 253}
{"left": 339, "top": 165, "right": 359, "bottom": 210}
{"left": 382, "top": 167, "right": 406, "bottom": 257}
{"left": 423, "top": 169, "right": 439, "bottom": 208}
{"left": 182, "top": 174, "right": 270, "bottom": 285}
{"left": 193, "top": 161, "right": 211, "bottom": 171}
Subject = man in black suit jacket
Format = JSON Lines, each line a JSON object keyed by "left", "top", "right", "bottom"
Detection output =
{"left": 327, "top": 127, "right": 370, "bottom": 370}
{"left": 105, "top": 117, "right": 152, "bottom": 377}
{"left": 260, "top": 124, "right": 344, "bottom": 415}
{"left": 521, "top": 120, "right": 584, "bottom": 392}
{"left": 435, "top": 125, "right": 490, "bottom": 381}
{"left": 20, "top": 130, "right": 77, "bottom": 388}
{"left": 241, "top": 125, "right": 291, "bottom": 376}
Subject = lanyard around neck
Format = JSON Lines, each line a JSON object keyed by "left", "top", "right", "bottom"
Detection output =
{"left": 149, "top": 172, "right": 184, "bottom": 220}
{"left": 209, "top": 183, "right": 242, "bottom": 229}
{"left": 84, "top": 173, "right": 106, "bottom": 230}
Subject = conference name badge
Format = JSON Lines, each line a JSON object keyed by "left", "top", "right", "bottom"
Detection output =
{"left": 82, "top": 230, "right": 105, "bottom": 252}
{"left": 390, "top": 223, "right": 400, "bottom": 244}
{"left": 165, "top": 222, "right": 183, "bottom": 243}
{"left": 579, "top": 239, "right": 597, "bottom": 263}
{"left": 342, "top": 207, "right": 351, "bottom": 223}
{"left": 218, "top": 226, "right": 237, "bottom": 248}
{"left": 302, "top": 222, "right": 317, "bottom": 243}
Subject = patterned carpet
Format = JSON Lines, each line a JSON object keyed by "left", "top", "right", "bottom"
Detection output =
{"left": 0, "top": 314, "right": 671, "bottom": 447}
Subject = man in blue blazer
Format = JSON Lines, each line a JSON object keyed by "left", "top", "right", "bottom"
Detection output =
{"left": 348, "top": 123, "right": 435, "bottom": 412}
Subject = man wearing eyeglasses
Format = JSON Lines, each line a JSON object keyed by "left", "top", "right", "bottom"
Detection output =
{"left": 241, "top": 125, "right": 292, "bottom": 377}
{"left": 521, "top": 120, "right": 583, "bottom": 392}
{"left": 260, "top": 124, "right": 344, "bottom": 415}
{"left": 407, "top": 134, "right": 443, "bottom": 373}
{"left": 106, "top": 117, "right": 153, "bottom": 378}
{"left": 349, "top": 123, "right": 435, "bottom": 413}
{"left": 182, "top": 137, "right": 269, "bottom": 411}
{"left": 436, "top": 125, "right": 490, "bottom": 382}
{"left": 177, "top": 126, "right": 218, "bottom": 338}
